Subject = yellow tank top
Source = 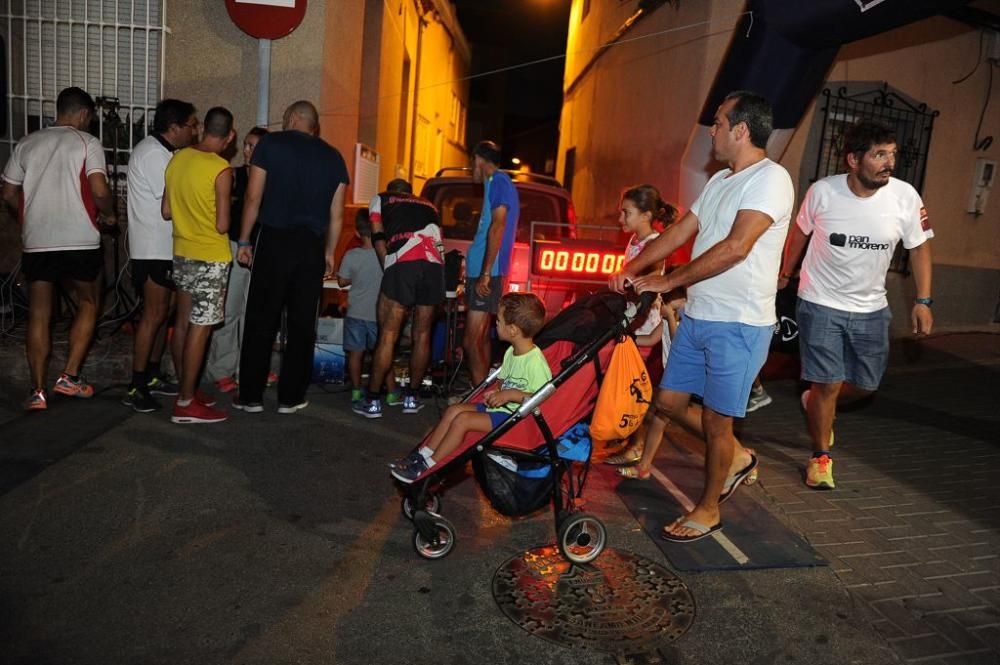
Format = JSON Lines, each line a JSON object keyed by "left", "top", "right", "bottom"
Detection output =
{"left": 165, "top": 147, "right": 232, "bottom": 262}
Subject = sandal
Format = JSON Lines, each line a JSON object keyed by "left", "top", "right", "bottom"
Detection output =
{"left": 617, "top": 466, "right": 651, "bottom": 480}
{"left": 744, "top": 447, "right": 759, "bottom": 485}
{"left": 604, "top": 446, "right": 643, "bottom": 466}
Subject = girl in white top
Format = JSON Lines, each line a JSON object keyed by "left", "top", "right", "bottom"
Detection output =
{"left": 620, "top": 184, "right": 676, "bottom": 341}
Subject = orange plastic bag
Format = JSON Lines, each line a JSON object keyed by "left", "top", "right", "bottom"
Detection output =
{"left": 590, "top": 336, "right": 652, "bottom": 441}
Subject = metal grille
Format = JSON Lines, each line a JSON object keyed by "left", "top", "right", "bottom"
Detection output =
{"left": 812, "top": 83, "right": 939, "bottom": 274}
{"left": 1, "top": 0, "right": 165, "bottom": 199}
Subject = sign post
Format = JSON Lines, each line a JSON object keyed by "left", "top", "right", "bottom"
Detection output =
{"left": 225, "top": 0, "right": 307, "bottom": 128}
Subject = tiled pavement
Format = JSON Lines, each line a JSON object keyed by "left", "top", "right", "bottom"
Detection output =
{"left": 726, "top": 334, "right": 1000, "bottom": 665}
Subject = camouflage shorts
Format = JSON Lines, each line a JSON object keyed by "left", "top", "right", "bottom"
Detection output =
{"left": 172, "top": 257, "right": 230, "bottom": 326}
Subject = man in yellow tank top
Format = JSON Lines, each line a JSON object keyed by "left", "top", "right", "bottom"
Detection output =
{"left": 162, "top": 107, "right": 236, "bottom": 424}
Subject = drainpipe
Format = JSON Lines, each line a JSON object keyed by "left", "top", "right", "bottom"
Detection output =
{"left": 408, "top": 3, "right": 431, "bottom": 183}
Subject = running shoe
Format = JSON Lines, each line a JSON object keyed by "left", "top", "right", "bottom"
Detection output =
{"left": 401, "top": 394, "right": 424, "bottom": 414}
{"left": 232, "top": 394, "right": 264, "bottom": 413}
{"left": 171, "top": 399, "right": 228, "bottom": 424}
{"left": 385, "top": 390, "right": 403, "bottom": 407}
{"left": 806, "top": 454, "right": 835, "bottom": 490}
{"left": 745, "top": 385, "right": 772, "bottom": 413}
{"left": 122, "top": 386, "right": 161, "bottom": 413}
{"left": 277, "top": 401, "right": 309, "bottom": 414}
{"left": 390, "top": 456, "right": 429, "bottom": 484}
{"left": 388, "top": 451, "right": 425, "bottom": 470}
{"left": 215, "top": 376, "right": 239, "bottom": 393}
{"left": 24, "top": 389, "right": 47, "bottom": 411}
{"left": 53, "top": 373, "right": 94, "bottom": 398}
{"left": 195, "top": 389, "right": 217, "bottom": 407}
{"left": 146, "top": 375, "right": 179, "bottom": 396}
{"left": 350, "top": 388, "right": 363, "bottom": 403}
{"left": 352, "top": 397, "right": 383, "bottom": 419}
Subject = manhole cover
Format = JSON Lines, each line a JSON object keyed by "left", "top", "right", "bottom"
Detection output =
{"left": 493, "top": 546, "right": 695, "bottom": 656}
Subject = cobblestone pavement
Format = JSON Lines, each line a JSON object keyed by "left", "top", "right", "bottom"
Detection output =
{"left": 729, "top": 333, "right": 1000, "bottom": 665}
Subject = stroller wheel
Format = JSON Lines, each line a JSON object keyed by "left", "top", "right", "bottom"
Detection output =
{"left": 402, "top": 493, "right": 441, "bottom": 521}
{"left": 558, "top": 513, "right": 607, "bottom": 564}
{"left": 413, "top": 513, "right": 456, "bottom": 560}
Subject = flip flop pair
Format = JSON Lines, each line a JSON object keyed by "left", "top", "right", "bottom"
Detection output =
{"left": 661, "top": 518, "right": 724, "bottom": 543}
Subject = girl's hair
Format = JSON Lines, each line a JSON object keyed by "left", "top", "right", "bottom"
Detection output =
{"left": 621, "top": 184, "right": 677, "bottom": 225}
{"left": 247, "top": 126, "right": 270, "bottom": 139}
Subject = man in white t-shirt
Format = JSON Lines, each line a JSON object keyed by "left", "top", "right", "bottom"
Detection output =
{"left": 122, "top": 98, "right": 199, "bottom": 413}
{"left": 778, "top": 120, "right": 933, "bottom": 491}
{"left": 611, "top": 91, "right": 794, "bottom": 543}
{"left": 1, "top": 87, "right": 117, "bottom": 411}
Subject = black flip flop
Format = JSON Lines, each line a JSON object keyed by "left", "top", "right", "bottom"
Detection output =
{"left": 719, "top": 453, "right": 758, "bottom": 504}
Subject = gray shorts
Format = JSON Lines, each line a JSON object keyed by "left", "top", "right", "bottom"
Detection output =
{"left": 464, "top": 275, "right": 504, "bottom": 314}
{"left": 796, "top": 298, "right": 891, "bottom": 392}
{"left": 173, "top": 256, "right": 230, "bottom": 326}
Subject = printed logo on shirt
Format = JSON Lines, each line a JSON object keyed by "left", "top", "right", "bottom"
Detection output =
{"left": 830, "top": 232, "right": 890, "bottom": 251}
{"left": 919, "top": 206, "right": 931, "bottom": 233}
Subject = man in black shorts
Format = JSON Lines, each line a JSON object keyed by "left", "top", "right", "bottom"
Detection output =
{"left": 1, "top": 87, "right": 117, "bottom": 410}
{"left": 353, "top": 178, "right": 445, "bottom": 418}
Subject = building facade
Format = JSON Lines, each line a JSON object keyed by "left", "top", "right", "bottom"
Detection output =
{"left": 558, "top": 0, "right": 1000, "bottom": 331}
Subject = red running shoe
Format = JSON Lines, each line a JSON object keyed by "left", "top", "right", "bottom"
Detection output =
{"left": 171, "top": 398, "right": 228, "bottom": 424}
{"left": 52, "top": 373, "right": 94, "bottom": 398}
{"left": 215, "top": 376, "right": 239, "bottom": 393}
{"left": 195, "top": 389, "right": 218, "bottom": 407}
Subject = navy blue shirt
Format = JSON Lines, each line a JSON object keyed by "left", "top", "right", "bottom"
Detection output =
{"left": 251, "top": 130, "right": 350, "bottom": 237}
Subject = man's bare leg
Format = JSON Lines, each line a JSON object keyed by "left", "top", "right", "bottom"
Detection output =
{"left": 132, "top": 280, "right": 171, "bottom": 381}
{"left": 63, "top": 279, "right": 100, "bottom": 377}
{"left": 463, "top": 309, "right": 491, "bottom": 386}
{"left": 368, "top": 294, "right": 406, "bottom": 396}
{"left": 26, "top": 281, "right": 54, "bottom": 391}
{"left": 807, "top": 381, "right": 840, "bottom": 453}
{"left": 408, "top": 304, "right": 435, "bottom": 390}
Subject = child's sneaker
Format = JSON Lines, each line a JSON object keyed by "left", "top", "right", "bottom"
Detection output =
{"left": 806, "top": 454, "right": 835, "bottom": 490}
{"left": 390, "top": 456, "right": 429, "bottom": 484}
{"left": 122, "top": 386, "right": 161, "bottom": 413}
{"left": 146, "top": 374, "right": 179, "bottom": 396}
{"left": 52, "top": 373, "right": 94, "bottom": 398}
{"left": 388, "top": 451, "right": 424, "bottom": 470}
{"left": 402, "top": 394, "right": 424, "bottom": 414}
{"left": 24, "top": 389, "right": 47, "bottom": 411}
{"left": 352, "top": 397, "right": 383, "bottom": 419}
{"left": 385, "top": 391, "right": 403, "bottom": 407}
{"left": 350, "top": 388, "right": 363, "bottom": 403}
{"left": 171, "top": 399, "right": 228, "bottom": 424}
{"left": 215, "top": 376, "right": 239, "bottom": 393}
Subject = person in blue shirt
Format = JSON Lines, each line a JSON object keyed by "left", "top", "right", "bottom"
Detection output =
{"left": 462, "top": 140, "right": 520, "bottom": 386}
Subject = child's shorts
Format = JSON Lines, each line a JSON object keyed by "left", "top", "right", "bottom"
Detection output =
{"left": 476, "top": 403, "right": 511, "bottom": 429}
{"left": 343, "top": 317, "right": 378, "bottom": 352}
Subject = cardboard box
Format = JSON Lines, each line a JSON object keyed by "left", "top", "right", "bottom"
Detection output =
{"left": 313, "top": 318, "right": 345, "bottom": 384}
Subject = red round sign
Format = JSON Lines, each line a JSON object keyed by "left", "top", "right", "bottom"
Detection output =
{"left": 226, "top": 0, "right": 307, "bottom": 40}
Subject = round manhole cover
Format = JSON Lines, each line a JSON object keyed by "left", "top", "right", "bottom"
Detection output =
{"left": 492, "top": 546, "right": 695, "bottom": 656}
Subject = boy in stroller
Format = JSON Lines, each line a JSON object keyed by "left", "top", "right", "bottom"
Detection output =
{"left": 390, "top": 292, "right": 552, "bottom": 483}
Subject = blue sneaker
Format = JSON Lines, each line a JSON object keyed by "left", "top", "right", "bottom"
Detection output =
{"left": 390, "top": 456, "right": 429, "bottom": 484}
{"left": 352, "top": 397, "right": 383, "bottom": 419}
{"left": 388, "top": 451, "right": 424, "bottom": 470}
{"left": 402, "top": 394, "right": 424, "bottom": 414}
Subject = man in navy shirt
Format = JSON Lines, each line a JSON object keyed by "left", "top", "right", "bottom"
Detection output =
{"left": 235, "top": 100, "right": 349, "bottom": 414}
{"left": 463, "top": 140, "right": 520, "bottom": 385}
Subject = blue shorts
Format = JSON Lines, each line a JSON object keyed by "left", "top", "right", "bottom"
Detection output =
{"left": 343, "top": 317, "right": 378, "bottom": 352}
{"left": 660, "top": 315, "right": 773, "bottom": 418}
{"left": 476, "top": 403, "right": 512, "bottom": 429}
{"left": 796, "top": 299, "right": 891, "bottom": 392}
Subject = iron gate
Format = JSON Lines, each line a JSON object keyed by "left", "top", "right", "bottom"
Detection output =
{"left": 812, "top": 83, "right": 939, "bottom": 274}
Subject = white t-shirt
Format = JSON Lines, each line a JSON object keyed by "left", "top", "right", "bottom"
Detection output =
{"left": 626, "top": 231, "right": 662, "bottom": 335}
{"left": 1, "top": 125, "right": 107, "bottom": 252}
{"left": 127, "top": 134, "right": 174, "bottom": 260}
{"left": 797, "top": 175, "right": 931, "bottom": 313}
{"left": 686, "top": 158, "right": 795, "bottom": 326}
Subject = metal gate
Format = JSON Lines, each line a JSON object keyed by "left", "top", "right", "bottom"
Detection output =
{"left": 812, "top": 83, "right": 939, "bottom": 274}
{"left": 0, "top": 0, "right": 165, "bottom": 201}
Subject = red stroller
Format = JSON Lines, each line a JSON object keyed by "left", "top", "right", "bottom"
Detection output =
{"left": 399, "top": 291, "right": 655, "bottom": 563}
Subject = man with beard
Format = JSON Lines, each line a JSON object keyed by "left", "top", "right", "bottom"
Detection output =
{"left": 778, "top": 120, "right": 934, "bottom": 490}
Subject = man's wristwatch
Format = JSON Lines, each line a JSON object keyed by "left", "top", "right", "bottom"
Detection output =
{"left": 914, "top": 297, "right": 933, "bottom": 307}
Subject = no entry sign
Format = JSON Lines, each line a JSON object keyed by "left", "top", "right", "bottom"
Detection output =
{"left": 226, "top": 0, "right": 307, "bottom": 40}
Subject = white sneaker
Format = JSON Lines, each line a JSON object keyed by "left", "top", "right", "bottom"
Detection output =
{"left": 746, "top": 386, "right": 772, "bottom": 413}
{"left": 277, "top": 401, "right": 309, "bottom": 414}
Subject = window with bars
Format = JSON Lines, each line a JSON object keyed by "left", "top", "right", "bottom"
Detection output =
{"left": 0, "top": 0, "right": 165, "bottom": 200}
